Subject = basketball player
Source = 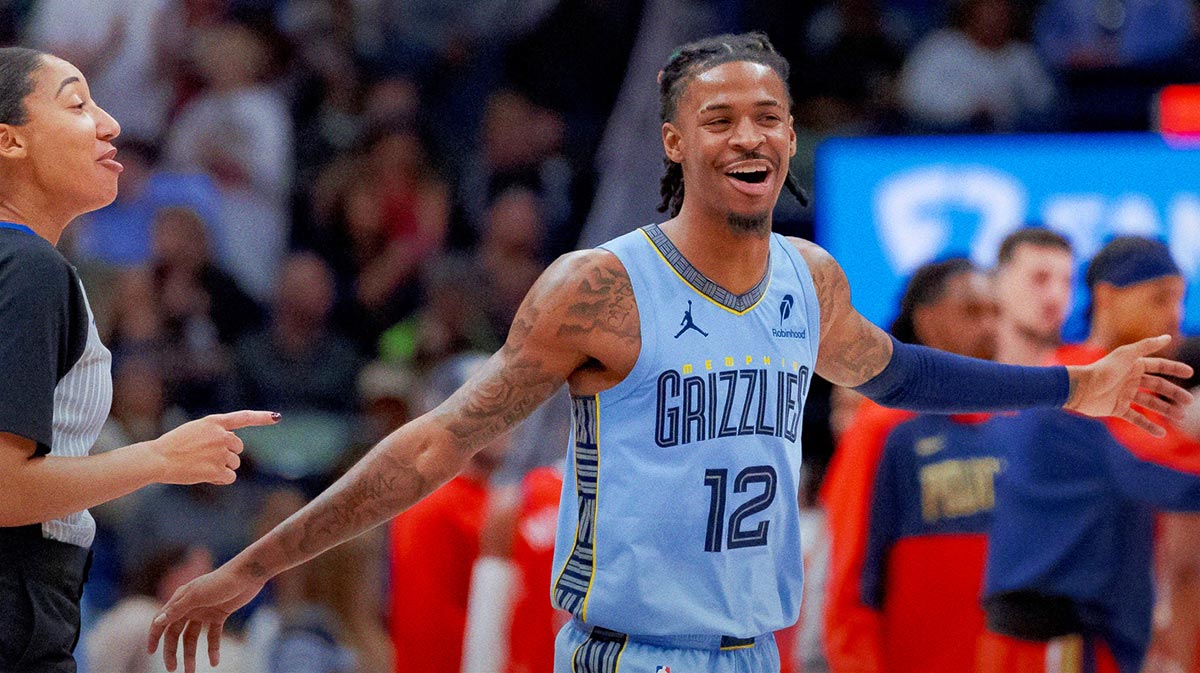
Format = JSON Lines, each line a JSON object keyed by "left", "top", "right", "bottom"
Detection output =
{"left": 992, "top": 227, "right": 1075, "bottom": 366}
{"left": 979, "top": 237, "right": 1200, "bottom": 673}
{"left": 149, "top": 33, "right": 1194, "bottom": 673}
{"left": 822, "top": 257, "right": 996, "bottom": 673}
{"left": 0, "top": 47, "right": 277, "bottom": 673}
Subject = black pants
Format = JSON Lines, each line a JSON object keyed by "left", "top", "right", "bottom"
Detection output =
{"left": 0, "top": 525, "right": 90, "bottom": 673}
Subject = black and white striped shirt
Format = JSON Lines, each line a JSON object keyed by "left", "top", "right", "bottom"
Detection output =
{"left": 0, "top": 223, "right": 112, "bottom": 548}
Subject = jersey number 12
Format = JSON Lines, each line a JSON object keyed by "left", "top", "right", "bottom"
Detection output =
{"left": 703, "top": 465, "right": 777, "bottom": 552}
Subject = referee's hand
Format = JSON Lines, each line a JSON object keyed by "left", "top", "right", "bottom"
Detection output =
{"left": 148, "top": 411, "right": 281, "bottom": 485}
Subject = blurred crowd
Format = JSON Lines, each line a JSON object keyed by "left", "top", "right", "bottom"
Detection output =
{"left": 3, "top": 0, "right": 1200, "bottom": 671}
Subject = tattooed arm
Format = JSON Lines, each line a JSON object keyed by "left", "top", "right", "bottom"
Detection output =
{"left": 147, "top": 250, "right": 639, "bottom": 673}
{"left": 788, "top": 238, "right": 893, "bottom": 387}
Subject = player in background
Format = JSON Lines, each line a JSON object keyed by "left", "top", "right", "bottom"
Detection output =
{"left": 1145, "top": 336, "right": 1200, "bottom": 673}
{"left": 991, "top": 227, "right": 1075, "bottom": 367}
{"left": 980, "top": 237, "right": 1200, "bottom": 673}
{"left": 822, "top": 257, "right": 997, "bottom": 672}
{"left": 388, "top": 354, "right": 507, "bottom": 673}
{"left": 461, "top": 464, "right": 566, "bottom": 673}
{"left": 149, "top": 34, "right": 1194, "bottom": 673}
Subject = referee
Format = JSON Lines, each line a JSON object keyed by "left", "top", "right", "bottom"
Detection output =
{"left": 0, "top": 47, "right": 277, "bottom": 673}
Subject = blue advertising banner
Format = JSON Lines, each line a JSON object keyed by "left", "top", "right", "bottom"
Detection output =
{"left": 815, "top": 133, "right": 1200, "bottom": 340}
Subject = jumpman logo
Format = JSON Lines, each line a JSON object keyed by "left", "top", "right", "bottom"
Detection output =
{"left": 675, "top": 300, "right": 709, "bottom": 339}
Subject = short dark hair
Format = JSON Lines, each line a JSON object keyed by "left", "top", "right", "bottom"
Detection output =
{"left": 890, "top": 258, "right": 976, "bottom": 346}
{"left": 0, "top": 47, "right": 47, "bottom": 126}
{"left": 656, "top": 32, "right": 806, "bottom": 217}
{"left": 997, "top": 227, "right": 1072, "bottom": 266}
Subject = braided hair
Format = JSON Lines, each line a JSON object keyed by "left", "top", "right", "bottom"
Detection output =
{"left": 656, "top": 32, "right": 808, "bottom": 217}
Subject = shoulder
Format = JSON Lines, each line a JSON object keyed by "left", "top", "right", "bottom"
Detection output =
{"left": 783, "top": 236, "right": 850, "bottom": 317}
{"left": 782, "top": 237, "right": 843, "bottom": 282}
{"left": 0, "top": 234, "right": 75, "bottom": 305}
{"left": 527, "top": 249, "right": 633, "bottom": 318}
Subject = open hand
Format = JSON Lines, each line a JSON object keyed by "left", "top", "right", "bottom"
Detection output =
{"left": 1065, "top": 335, "right": 1195, "bottom": 437}
{"left": 147, "top": 563, "right": 266, "bottom": 673}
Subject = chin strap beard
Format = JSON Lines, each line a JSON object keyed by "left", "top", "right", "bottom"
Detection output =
{"left": 727, "top": 211, "right": 771, "bottom": 234}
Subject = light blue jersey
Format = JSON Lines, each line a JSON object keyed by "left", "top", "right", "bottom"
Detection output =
{"left": 551, "top": 224, "right": 821, "bottom": 639}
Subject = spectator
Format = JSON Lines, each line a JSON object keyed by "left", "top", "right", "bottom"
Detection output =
{"left": 68, "top": 141, "right": 222, "bottom": 268}
{"left": 243, "top": 488, "right": 392, "bottom": 673}
{"left": 375, "top": 254, "right": 499, "bottom": 368}
{"left": 1034, "top": 0, "right": 1200, "bottom": 130}
{"left": 87, "top": 545, "right": 248, "bottom": 672}
{"left": 164, "top": 21, "right": 293, "bottom": 302}
{"left": 121, "top": 477, "right": 267, "bottom": 581}
{"left": 455, "top": 89, "right": 570, "bottom": 245}
{"left": 799, "top": 0, "right": 909, "bottom": 130}
{"left": 233, "top": 253, "right": 361, "bottom": 415}
{"left": 478, "top": 188, "right": 548, "bottom": 336}
{"left": 356, "top": 361, "right": 415, "bottom": 446}
{"left": 150, "top": 207, "right": 259, "bottom": 415}
{"left": 309, "top": 125, "right": 450, "bottom": 347}
{"left": 151, "top": 206, "right": 263, "bottom": 347}
{"left": 899, "top": 0, "right": 1056, "bottom": 132}
{"left": 1035, "top": 0, "right": 1197, "bottom": 70}
{"left": 25, "top": 0, "right": 179, "bottom": 142}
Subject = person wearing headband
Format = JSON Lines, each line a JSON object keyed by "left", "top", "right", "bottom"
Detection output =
{"left": 979, "top": 237, "right": 1200, "bottom": 673}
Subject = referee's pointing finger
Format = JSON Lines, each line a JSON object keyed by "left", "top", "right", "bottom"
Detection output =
{"left": 208, "top": 411, "right": 281, "bottom": 431}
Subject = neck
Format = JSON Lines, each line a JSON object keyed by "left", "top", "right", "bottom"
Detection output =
{"left": 660, "top": 201, "right": 771, "bottom": 295}
{"left": 0, "top": 176, "right": 75, "bottom": 245}
{"left": 996, "top": 322, "right": 1060, "bottom": 366}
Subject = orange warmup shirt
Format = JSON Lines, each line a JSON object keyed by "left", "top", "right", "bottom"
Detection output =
{"left": 506, "top": 466, "right": 565, "bottom": 673}
{"left": 820, "top": 399, "right": 914, "bottom": 673}
{"left": 389, "top": 475, "right": 488, "bottom": 673}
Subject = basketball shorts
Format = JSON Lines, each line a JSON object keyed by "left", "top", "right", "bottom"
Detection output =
{"left": 555, "top": 619, "right": 780, "bottom": 673}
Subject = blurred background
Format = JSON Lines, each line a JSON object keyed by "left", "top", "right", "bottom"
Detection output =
{"left": 4, "top": 0, "right": 1200, "bottom": 671}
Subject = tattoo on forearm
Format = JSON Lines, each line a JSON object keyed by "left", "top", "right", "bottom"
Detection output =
{"left": 243, "top": 561, "right": 267, "bottom": 579}
{"left": 292, "top": 453, "right": 424, "bottom": 555}
{"left": 436, "top": 312, "right": 562, "bottom": 451}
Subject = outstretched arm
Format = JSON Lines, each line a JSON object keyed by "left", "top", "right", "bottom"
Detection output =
{"left": 147, "top": 250, "right": 637, "bottom": 673}
{"left": 791, "top": 239, "right": 1194, "bottom": 436}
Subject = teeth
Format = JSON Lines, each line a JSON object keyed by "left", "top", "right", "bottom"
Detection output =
{"left": 728, "top": 167, "right": 768, "bottom": 174}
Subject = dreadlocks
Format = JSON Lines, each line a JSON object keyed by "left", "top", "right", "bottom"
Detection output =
{"left": 656, "top": 32, "right": 808, "bottom": 217}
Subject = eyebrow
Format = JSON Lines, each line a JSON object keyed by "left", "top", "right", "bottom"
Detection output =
{"left": 699, "top": 99, "right": 782, "bottom": 114}
{"left": 55, "top": 77, "right": 80, "bottom": 98}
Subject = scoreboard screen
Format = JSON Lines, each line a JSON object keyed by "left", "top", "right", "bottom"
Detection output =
{"left": 815, "top": 133, "right": 1200, "bottom": 340}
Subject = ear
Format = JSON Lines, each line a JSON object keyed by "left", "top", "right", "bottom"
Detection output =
{"left": 788, "top": 115, "right": 797, "bottom": 157}
{"left": 662, "top": 122, "right": 684, "bottom": 164}
{"left": 0, "top": 124, "right": 28, "bottom": 160}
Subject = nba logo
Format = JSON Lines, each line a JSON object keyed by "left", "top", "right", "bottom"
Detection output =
{"left": 655, "top": 667, "right": 671, "bottom": 673}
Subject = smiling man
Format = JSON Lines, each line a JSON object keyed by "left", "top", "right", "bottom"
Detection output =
{"left": 149, "top": 33, "right": 1195, "bottom": 673}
